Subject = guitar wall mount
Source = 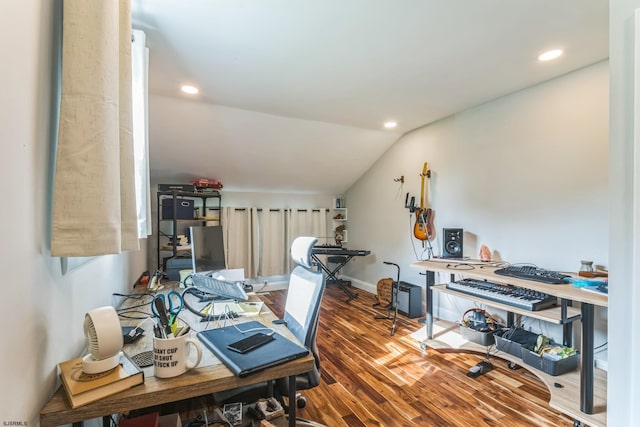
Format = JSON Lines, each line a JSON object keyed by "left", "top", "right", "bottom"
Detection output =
{"left": 404, "top": 192, "right": 416, "bottom": 213}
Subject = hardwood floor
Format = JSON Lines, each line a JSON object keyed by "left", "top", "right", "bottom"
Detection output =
{"left": 260, "top": 285, "right": 575, "bottom": 427}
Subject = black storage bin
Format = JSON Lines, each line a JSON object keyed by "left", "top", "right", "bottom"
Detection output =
{"left": 495, "top": 328, "right": 539, "bottom": 358}
{"left": 162, "top": 198, "right": 195, "bottom": 219}
{"left": 459, "top": 325, "right": 496, "bottom": 346}
{"left": 520, "top": 347, "right": 580, "bottom": 376}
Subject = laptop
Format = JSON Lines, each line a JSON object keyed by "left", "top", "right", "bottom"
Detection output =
{"left": 197, "top": 321, "right": 310, "bottom": 377}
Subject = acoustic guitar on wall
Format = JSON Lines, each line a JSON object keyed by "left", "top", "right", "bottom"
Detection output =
{"left": 413, "top": 162, "right": 435, "bottom": 241}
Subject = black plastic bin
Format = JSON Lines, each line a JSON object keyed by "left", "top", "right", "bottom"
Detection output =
{"left": 459, "top": 325, "right": 498, "bottom": 346}
{"left": 495, "top": 328, "right": 539, "bottom": 359}
{"left": 520, "top": 347, "right": 580, "bottom": 376}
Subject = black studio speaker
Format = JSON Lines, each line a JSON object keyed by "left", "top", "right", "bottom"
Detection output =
{"left": 442, "top": 228, "right": 463, "bottom": 258}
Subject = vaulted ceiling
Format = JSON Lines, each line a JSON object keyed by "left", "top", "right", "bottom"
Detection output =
{"left": 132, "top": 0, "right": 608, "bottom": 193}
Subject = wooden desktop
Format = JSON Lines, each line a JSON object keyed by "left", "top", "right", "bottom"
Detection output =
{"left": 412, "top": 259, "right": 608, "bottom": 427}
{"left": 39, "top": 285, "right": 315, "bottom": 427}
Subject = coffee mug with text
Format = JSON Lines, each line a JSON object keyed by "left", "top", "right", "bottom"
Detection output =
{"left": 153, "top": 334, "right": 203, "bottom": 378}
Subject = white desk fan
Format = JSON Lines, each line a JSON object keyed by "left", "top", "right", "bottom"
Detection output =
{"left": 82, "top": 306, "right": 123, "bottom": 374}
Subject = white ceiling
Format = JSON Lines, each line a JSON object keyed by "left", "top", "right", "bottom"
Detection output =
{"left": 132, "top": 0, "right": 608, "bottom": 194}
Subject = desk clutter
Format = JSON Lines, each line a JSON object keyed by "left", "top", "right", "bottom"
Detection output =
{"left": 58, "top": 352, "right": 144, "bottom": 408}
{"left": 43, "top": 258, "right": 321, "bottom": 427}
{"left": 118, "top": 396, "right": 319, "bottom": 427}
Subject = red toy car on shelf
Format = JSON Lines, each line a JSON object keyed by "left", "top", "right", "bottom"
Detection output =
{"left": 190, "top": 178, "right": 223, "bottom": 190}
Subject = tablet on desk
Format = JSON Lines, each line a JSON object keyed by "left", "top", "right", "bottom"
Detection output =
{"left": 197, "top": 321, "right": 309, "bottom": 377}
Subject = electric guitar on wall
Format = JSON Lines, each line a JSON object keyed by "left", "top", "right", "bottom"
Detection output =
{"left": 413, "top": 162, "right": 435, "bottom": 241}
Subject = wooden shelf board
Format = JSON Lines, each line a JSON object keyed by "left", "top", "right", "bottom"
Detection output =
{"left": 160, "top": 245, "right": 191, "bottom": 251}
{"left": 421, "top": 319, "right": 607, "bottom": 427}
{"left": 412, "top": 260, "right": 608, "bottom": 307}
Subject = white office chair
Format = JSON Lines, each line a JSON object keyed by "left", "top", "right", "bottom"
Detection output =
{"left": 213, "top": 236, "right": 326, "bottom": 409}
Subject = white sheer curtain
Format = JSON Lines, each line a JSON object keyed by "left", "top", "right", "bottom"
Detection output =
{"left": 51, "top": 0, "right": 138, "bottom": 256}
{"left": 131, "top": 29, "right": 151, "bottom": 238}
{"left": 221, "top": 207, "right": 258, "bottom": 278}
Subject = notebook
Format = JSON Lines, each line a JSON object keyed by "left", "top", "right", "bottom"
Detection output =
{"left": 197, "top": 321, "right": 310, "bottom": 377}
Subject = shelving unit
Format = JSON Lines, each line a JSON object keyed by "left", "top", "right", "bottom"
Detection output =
{"left": 332, "top": 197, "right": 347, "bottom": 244}
{"left": 156, "top": 190, "right": 221, "bottom": 270}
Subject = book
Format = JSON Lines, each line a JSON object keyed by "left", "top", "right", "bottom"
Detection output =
{"left": 58, "top": 352, "right": 144, "bottom": 408}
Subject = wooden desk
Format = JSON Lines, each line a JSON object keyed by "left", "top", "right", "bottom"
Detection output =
{"left": 411, "top": 259, "right": 608, "bottom": 427}
{"left": 40, "top": 285, "right": 315, "bottom": 427}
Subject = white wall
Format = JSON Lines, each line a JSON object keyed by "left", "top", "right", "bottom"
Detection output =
{"left": 0, "top": 2, "right": 148, "bottom": 425}
{"left": 343, "top": 62, "right": 609, "bottom": 351}
{"left": 346, "top": 61, "right": 608, "bottom": 282}
{"left": 219, "top": 191, "right": 335, "bottom": 209}
{"left": 609, "top": 0, "right": 640, "bottom": 425}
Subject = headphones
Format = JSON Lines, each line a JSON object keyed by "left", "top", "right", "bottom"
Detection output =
{"left": 461, "top": 308, "right": 497, "bottom": 332}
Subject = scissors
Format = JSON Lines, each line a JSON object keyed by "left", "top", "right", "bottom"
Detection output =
{"left": 151, "top": 291, "right": 183, "bottom": 325}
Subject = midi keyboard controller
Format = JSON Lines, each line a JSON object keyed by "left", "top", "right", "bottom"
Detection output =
{"left": 446, "top": 278, "right": 557, "bottom": 311}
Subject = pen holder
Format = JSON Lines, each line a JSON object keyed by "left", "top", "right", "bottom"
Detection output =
{"left": 152, "top": 334, "right": 203, "bottom": 378}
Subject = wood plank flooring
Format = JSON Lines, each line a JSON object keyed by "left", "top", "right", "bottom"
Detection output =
{"left": 260, "top": 285, "right": 576, "bottom": 427}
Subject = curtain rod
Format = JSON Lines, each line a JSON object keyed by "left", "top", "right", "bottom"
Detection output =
{"left": 231, "top": 208, "right": 325, "bottom": 212}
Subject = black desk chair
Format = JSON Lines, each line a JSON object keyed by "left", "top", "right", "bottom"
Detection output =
{"left": 213, "top": 236, "right": 326, "bottom": 409}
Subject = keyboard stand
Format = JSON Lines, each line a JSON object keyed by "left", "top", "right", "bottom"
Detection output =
{"left": 311, "top": 253, "right": 358, "bottom": 302}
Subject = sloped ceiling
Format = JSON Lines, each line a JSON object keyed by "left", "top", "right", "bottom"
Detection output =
{"left": 133, "top": 0, "right": 608, "bottom": 193}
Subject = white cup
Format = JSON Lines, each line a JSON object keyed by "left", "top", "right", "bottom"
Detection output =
{"left": 153, "top": 334, "right": 203, "bottom": 378}
{"left": 179, "top": 269, "right": 194, "bottom": 288}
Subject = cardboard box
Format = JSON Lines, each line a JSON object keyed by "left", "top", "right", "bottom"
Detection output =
{"left": 159, "top": 414, "right": 182, "bottom": 427}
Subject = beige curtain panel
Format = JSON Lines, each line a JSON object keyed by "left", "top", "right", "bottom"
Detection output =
{"left": 287, "top": 208, "right": 328, "bottom": 269}
{"left": 222, "top": 207, "right": 258, "bottom": 278}
{"left": 51, "top": 0, "right": 139, "bottom": 256}
{"left": 259, "top": 209, "right": 287, "bottom": 277}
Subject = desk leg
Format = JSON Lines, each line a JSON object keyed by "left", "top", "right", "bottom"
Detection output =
{"left": 561, "top": 299, "right": 573, "bottom": 348}
{"left": 425, "top": 270, "right": 434, "bottom": 340}
{"left": 581, "top": 302, "right": 595, "bottom": 414}
{"left": 288, "top": 375, "right": 296, "bottom": 427}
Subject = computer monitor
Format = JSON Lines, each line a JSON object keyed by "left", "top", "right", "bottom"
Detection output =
{"left": 189, "top": 225, "right": 226, "bottom": 273}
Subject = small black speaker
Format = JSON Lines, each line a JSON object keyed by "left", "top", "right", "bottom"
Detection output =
{"left": 442, "top": 228, "right": 463, "bottom": 258}
{"left": 392, "top": 281, "right": 422, "bottom": 318}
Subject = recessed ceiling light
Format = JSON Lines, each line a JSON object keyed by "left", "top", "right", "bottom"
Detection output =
{"left": 384, "top": 121, "right": 398, "bottom": 129}
{"left": 538, "top": 49, "right": 563, "bottom": 61}
{"left": 181, "top": 85, "right": 199, "bottom": 95}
